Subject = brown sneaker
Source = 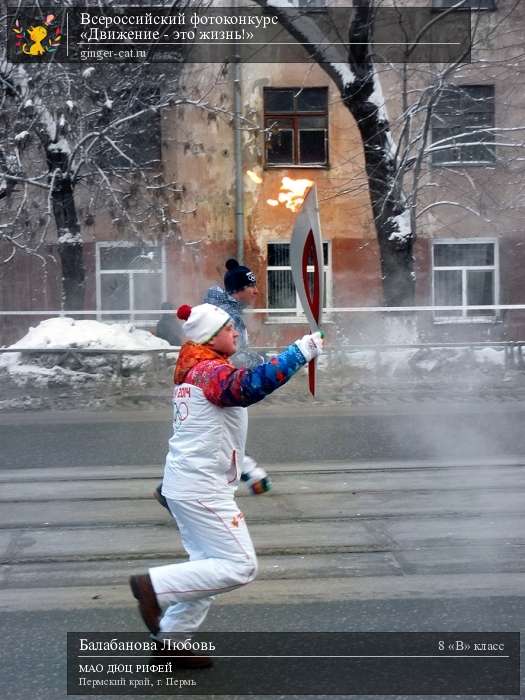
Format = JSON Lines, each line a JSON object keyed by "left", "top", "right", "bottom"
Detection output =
{"left": 152, "top": 646, "right": 213, "bottom": 669}
{"left": 129, "top": 574, "right": 161, "bottom": 635}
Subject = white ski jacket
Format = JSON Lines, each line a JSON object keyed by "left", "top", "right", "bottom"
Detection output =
{"left": 162, "top": 382, "right": 247, "bottom": 500}
{"left": 160, "top": 340, "right": 306, "bottom": 501}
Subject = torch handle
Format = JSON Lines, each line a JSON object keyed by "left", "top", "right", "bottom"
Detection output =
{"left": 308, "top": 359, "right": 316, "bottom": 397}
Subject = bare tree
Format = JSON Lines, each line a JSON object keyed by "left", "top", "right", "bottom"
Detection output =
{"left": 4, "top": 0, "right": 523, "bottom": 315}
{"left": 0, "top": 0, "right": 235, "bottom": 310}
{"left": 252, "top": 0, "right": 416, "bottom": 305}
{"left": 252, "top": 0, "right": 525, "bottom": 309}
{"left": 387, "top": 1, "right": 525, "bottom": 224}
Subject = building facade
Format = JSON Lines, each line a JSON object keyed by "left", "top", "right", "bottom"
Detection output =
{"left": 1, "top": 0, "right": 525, "bottom": 348}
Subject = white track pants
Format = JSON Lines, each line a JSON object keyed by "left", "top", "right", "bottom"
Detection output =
{"left": 149, "top": 497, "right": 257, "bottom": 634}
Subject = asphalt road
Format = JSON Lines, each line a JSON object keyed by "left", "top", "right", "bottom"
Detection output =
{"left": 1, "top": 403, "right": 524, "bottom": 700}
{"left": 1, "top": 402, "right": 525, "bottom": 468}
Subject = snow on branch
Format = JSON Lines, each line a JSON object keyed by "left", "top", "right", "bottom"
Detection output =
{"left": 417, "top": 201, "right": 487, "bottom": 220}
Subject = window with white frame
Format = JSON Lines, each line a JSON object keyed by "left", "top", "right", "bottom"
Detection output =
{"left": 96, "top": 242, "right": 166, "bottom": 322}
{"left": 432, "top": 240, "right": 498, "bottom": 321}
{"left": 267, "top": 241, "right": 331, "bottom": 319}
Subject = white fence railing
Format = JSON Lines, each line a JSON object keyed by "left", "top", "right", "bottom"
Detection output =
{"left": 3, "top": 304, "right": 525, "bottom": 316}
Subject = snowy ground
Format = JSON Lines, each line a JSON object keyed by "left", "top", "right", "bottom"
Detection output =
{"left": 0, "top": 317, "right": 523, "bottom": 411}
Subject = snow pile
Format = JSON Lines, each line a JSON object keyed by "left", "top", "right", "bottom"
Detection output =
{"left": 337, "top": 345, "right": 505, "bottom": 377}
{"left": 409, "top": 347, "right": 504, "bottom": 376}
{"left": 0, "top": 317, "right": 172, "bottom": 387}
{"left": 2, "top": 317, "right": 170, "bottom": 354}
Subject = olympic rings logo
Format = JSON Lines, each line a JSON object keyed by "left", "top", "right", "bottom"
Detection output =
{"left": 174, "top": 401, "right": 189, "bottom": 427}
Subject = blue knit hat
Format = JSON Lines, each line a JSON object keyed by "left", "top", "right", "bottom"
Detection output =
{"left": 224, "top": 259, "right": 257, "bottom": 293}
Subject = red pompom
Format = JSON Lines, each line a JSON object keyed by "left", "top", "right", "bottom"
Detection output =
{"left": 177, "top": 304, "right": 192, "bottom": 321}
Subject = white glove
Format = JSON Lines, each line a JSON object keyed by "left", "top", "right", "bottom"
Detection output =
{"left": 295, "top": 331, "right": 324, "bottom": 362}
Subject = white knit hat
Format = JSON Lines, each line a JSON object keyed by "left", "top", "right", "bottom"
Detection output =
{"left": 176, "top": 303, "right": 231, "bottom": 344}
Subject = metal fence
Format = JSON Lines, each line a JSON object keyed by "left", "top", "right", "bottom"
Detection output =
{"left": 1, "top": 341, "right": 524, "bottom": 370}
{"left": 1, "top": 306, "right": 525, "bottom": 370}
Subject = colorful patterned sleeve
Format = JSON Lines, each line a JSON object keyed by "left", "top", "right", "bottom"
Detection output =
{"left": 188, "top": 344, "right": 307, "bottom": 408}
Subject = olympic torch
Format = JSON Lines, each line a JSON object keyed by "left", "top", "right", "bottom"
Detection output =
{"left": 289, "top": 184, "right": 323, "bottom": 397}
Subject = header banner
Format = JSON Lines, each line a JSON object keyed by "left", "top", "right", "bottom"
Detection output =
{"left": 8, "top": 6, "right": 471, "bottom": 64}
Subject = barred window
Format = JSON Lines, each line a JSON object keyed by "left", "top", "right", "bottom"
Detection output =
{"left": 267, "top": 241, "right": 331, "bottom": 319}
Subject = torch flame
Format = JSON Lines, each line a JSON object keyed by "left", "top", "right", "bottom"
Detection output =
{"left": 266, "top": 176, "right": 314, "bottom": 213}
{"left": 246, "top": 169, "right": 263, "bottom": 184}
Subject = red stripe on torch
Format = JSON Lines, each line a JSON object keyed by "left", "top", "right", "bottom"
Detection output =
{"left": 302, "top": 230, "right": 321, "bottom": 396}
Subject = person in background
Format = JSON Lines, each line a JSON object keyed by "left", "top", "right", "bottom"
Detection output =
{"left": 204, "top": 259, "right": 259, "bottom": 365}
{"left": 130, "top": 302, "right": 323, "bottom": 668}
{"left": 203, "top": 259, "right": 270, "bottom": 494}
{"left": 154, "top": 259, "right": 270, "bottom": 509}
{"left": 156, "top": 302, "right": 183, "bottom": 347}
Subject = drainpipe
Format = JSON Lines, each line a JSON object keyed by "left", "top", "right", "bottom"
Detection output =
{"left": 233, "top": 55, "right": 244, "bottom": 263}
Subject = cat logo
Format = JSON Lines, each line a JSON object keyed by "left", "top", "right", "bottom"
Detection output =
{"left": 12, "top": 14, "right": 61, "bottom": 58}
